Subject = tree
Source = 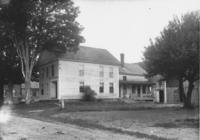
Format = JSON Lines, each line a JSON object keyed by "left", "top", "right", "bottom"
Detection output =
{"left": 0, "top": 37, "right": 23, "bottom": 105}
{"left": 144, "top": 11, "right": 199, "bottom": 108}
{"left": 0, "top": 0, "right": 84, "bottom": 104}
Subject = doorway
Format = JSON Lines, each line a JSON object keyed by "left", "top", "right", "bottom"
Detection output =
{"left": 159, "top": 90, "right": 164, "bottom": 103}
{"left": 50, "top": 81, "right": 57, "bottom": 99}
{"left": 123, "top": 85, "right": 127, "bottom": 98}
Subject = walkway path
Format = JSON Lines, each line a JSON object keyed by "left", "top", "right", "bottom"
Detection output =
{"left": 0, "top": 115, "right": 146, "bottom": 140}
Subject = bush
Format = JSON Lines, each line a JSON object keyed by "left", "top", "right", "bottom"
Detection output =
{"left": 81, "top": 86, "right": 97, "bottom": 102}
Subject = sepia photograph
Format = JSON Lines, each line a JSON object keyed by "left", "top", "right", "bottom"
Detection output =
{"left": 0, "top": 0, "right": 199, "bottom": 139}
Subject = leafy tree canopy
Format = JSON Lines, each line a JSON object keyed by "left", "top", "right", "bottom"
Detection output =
{"left": 0, "top": 0, "right": 84, "bottom": 103}
{"left": 144, "top": 11, "right": 199, "bottom": 82}
{"left": 144, "top": 11, "right": 199, "bottom": 108}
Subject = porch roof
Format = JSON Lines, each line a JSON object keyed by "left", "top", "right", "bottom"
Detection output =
{"left": 119, "top": 80, "right": 154, "bottom": 85}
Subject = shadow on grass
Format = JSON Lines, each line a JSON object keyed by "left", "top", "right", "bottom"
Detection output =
{"left": 14, "top": 106, "right": 175, "bottom": 140}
{"left": 13, "top": 101, "right": 188, "bottom": 140}
{"left": 153, "top": 118, "right": 199, "bottom": 129}
{"left": 30, "top": 108, "right": 174, "bottom": 140}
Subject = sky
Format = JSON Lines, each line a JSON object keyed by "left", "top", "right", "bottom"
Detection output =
{"left": 73, "top": 0, "right": 200, "bottom": 63}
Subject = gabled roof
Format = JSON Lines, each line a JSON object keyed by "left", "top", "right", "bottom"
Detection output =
{"left": 59, "top": 46, "right": 120, "bottom": 66}
{"left": 39, "top": 46, "right": 120, "bottom": 66}
{"left": 119, "top": 63, "right": 147, "bottom": 76}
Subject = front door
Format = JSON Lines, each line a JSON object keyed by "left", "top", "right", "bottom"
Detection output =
{"left": 50, "top": 81, "right": 57, "bottom": 98}
{"left": 123, "top": 85, "right": 127, "bottom": 98}
{"left": 159, "top": 90, "right": 164, "bottom": 103}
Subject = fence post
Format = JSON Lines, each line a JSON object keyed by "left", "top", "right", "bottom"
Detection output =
{"left": 61, "top": 98, "right": 65, "bottom": 109}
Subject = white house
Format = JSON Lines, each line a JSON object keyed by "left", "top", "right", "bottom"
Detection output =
{"left": 119, "top": 54, "right": 154, "bottom": 101}
{"left": 38, "top": 46, "right": 120, "bottom": 100}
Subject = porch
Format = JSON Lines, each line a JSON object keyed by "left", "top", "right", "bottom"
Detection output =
{"left": 119, "top": 81, "right": 154, "bottom": 101}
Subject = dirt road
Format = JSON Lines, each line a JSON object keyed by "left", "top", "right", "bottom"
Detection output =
{"left": 0, "top": 115, "right": 145, "bottom": 140}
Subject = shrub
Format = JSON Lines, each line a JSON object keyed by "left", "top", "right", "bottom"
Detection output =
{"left": 81, "top": 86, "right": 97, "bottom": 102}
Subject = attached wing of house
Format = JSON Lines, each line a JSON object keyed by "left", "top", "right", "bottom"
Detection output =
{"left": 119, "top": 54, "right": 154, "bottom": 101}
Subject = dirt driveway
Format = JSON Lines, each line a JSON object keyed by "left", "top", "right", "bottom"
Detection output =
{"left": 0, "top": 115, "right": 145, "bottom": 140}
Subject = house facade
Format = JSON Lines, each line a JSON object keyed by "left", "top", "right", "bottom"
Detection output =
{"left": 39, "top": 46, "right": 120, "bottom": 100}
{"left": 119, "top": 54, "right": 154, "bottom": 101}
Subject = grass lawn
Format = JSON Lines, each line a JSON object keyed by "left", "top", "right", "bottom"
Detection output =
{"left": 13, "top": 100, "right": 199, "bottom": 140}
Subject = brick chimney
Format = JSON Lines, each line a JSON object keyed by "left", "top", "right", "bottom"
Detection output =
{"left": 120, "top": 53, "right": 124, "bottom": 67}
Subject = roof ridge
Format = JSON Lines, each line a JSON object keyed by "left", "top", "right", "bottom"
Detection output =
{"left": 80, "top": 45, "right": 107, "bottom": 51}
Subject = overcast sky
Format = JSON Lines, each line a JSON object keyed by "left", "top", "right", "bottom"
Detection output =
{"left": 73, "top": 0, "right": 199, "bottom": 63}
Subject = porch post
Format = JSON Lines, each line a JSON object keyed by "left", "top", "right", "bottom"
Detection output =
{"left": 164, "top": 81, "right": 167, "bottom": 103}
{"left": 140, "top": 85, "right": 143, "bottom": 98}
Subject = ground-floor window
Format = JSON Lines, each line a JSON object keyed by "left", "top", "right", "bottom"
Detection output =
{"left": 109, "top": 83, "right": 114, "bottom": 93}
{"left": 147, "top": 86, "right": 152, "bottom": 94}
{"left": 79, "top": 81, "right": 84, "bottom": 93}
{"left": 142, "top": 85, "right": 146, "bottom": 94}
{"left": 41, "top": 89, "right": 44, "bottom": 95}
{"left": 132, "top": 85, "right": 136, "bottom": 94}
{"left": 41, "top": 83, "right": 44, "bottom": 95}
{"left": 99, "top": 82, "right": 104, "bottom": 93}
{"left": 137, "top": 86, "right": 141, "bottom": 94}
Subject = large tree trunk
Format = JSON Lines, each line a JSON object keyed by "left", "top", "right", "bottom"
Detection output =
{"left": 184, "top": 81, "right": 194, "bottom": 108}
{"left": 7, "top": 82, "right": 13, "bottom": 104}
{"left": 25, "top": 77, "right": 31, "bottom": 104}
{"left": 178, "top": 78, "right": 185, "bottom": 102}
{"left": 17, "top": 43, "right": 35, "bottom": 104}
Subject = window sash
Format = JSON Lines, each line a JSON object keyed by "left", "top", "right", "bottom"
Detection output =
{"left": 79, "top": 82, "right": 84, "bottom": 92}
{"left": 99, "top": 82, "right": 104, "bottom": 93}
{"left": 109, "top": 83, "right": 114, "bottom": 93}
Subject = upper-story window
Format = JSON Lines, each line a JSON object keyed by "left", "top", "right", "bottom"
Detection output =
{"left": 99, "top": 66, "right": 104, "bottom": 77}
{"left": 109, "top": 67, "right": 114, "bottom": 78}
{"left": 99, "top": 82, "right": 104, "bottom": 93}
{"left": 51, "top": 64, "right": 55, "bottom": 77}
{"left": 123, "top": 76, "right": 127, "bottom": 81}
{"left": 79, "top": 64, "right": 84, "bottom": 77}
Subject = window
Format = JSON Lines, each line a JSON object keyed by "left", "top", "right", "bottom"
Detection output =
{"left": 33, "top": 90, "right": 37, "bottom": 97}
{"left": 41, "top": 89, "right": 44, "bottom": 95}
{"left": 47, "top": 83, "right": 49, "bottom": 94}
{"left": 99, "top": 66, "right": 104, "bottom": 77}
{"left": 109, "top": 67, "right": 114, "bottom": 78}
{"left": 46, "top": 67, "right": 49, "bottom": 78}
{"left": 109, "top": 83, "right": 114, "bottom": 93}
{"left": 147, "top": 86, "right": 152, "bottom": 94}
{"left": 132, "top": 85, "right": 135, "bottom": 93}
{"left": 99, "top": 82, "right": 104, "bottom": 93}
{"left": 51, "top": 64, "right": 54, "bottom": 77}
{"left": 123, "top": 76, "right": 127, "bottom": 81}
{"left": 142, "top": 86, "right": 146, "bottom": 94}
{"left": 79, "top": 81, "right": 84, "bottom": 93}
{"left": 12, "top": 89, "right": 17, "bottom": 97}
{"left": 79, "top": 64, "right": 84, "bottom": 77}
{"left": 41, "top": 84, "right": 44, "bottom": 95}
{"left": 137, "top": 86, "right": 141, "bottom": 94}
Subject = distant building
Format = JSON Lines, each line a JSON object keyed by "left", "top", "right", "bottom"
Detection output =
{"left": 153, "top": 77, "right": 199, "bottom": 105}
{"left": 3, "top": 82, "right": 39, "bottom": 103}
